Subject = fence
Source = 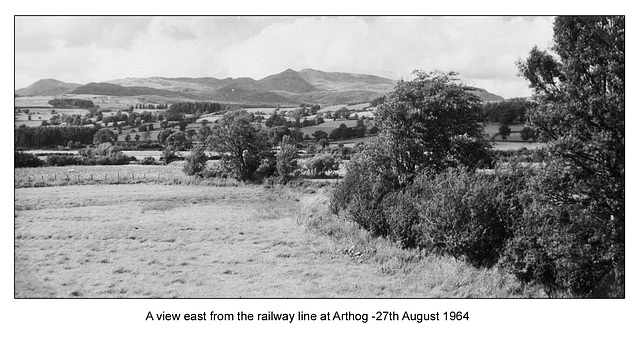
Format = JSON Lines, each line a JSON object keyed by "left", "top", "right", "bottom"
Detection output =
{"left": 15, "top": 170, "right": 189, "bottom": 187}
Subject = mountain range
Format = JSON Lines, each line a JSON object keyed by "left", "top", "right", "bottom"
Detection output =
{"left": 15, "top": 68, "right": 505, "bottom": 106}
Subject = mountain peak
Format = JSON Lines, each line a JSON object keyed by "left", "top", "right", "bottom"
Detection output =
{"left": 258, "top": 69, "right": 317, "bottom": 93}
{"left": 15, "top": 79, "right": 81, "bottom": 97}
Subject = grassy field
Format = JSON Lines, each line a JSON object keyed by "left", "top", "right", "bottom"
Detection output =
{"left": 14, "top": 178, "right": 543, "bottom": 298}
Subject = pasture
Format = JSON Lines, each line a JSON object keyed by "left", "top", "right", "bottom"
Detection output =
{"left": 14, "top": 179, "right": 540, "bottom": 298}
{"left": 15, "top": 108, "right": 89, "bottom": 127}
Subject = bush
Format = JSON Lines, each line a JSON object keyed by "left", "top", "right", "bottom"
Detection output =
{"left": 139, "top": 156, "right": 158, "bottom": 165}
{"left": 15, "top": 152, "right": 45, "bottom": 168}
{"left": 183, "top": 146, "right": 209, "bottom": 176}
{"left": 381, "top": 189, "right": 421, "bottom": 248}
{"left": 276, "top": 136, "right": 300, "bottom": 183}
{"left": 414, "top": 168, "right": 525, "bottom": 268}
{"left": 46, "top": 154, "right": 82, "bottom": 166}
{"left": 303, "top": 153, "right": 339, "bottom": 178}
{"left": 330, "top": 144, "right": 398, "bottom": 237}
{"left": 501, "top": 166, "right": 624, "bottom": 297}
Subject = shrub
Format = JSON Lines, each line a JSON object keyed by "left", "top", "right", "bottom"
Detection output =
{"left": 303, "top": 153, "right": 339, "bottom": 178}
{"left": 15, "top": 152, "right": 44, "bottom": 168}
{"left": 501, "top": 165, "right": 624, "bottom": 297}
{"left": 139, "top": 156, "right": 158, "bottom": 165}
{"left": 414, "top": 168, "right": 525, "bottom": 268}
{"left": 183, "top": 146, "right": 209, "bottom": 176}
{"left": 330, "top": 144, "right": 398, "bottom": 237}
{"left": 46, "top": 154, "right": 82, "bottom": 166}
{"left": 276, "top": 136, "right": 300, "bottom": 183}
{"left": 161, "top": 146, "right": 180, "bottom": 165}
{"left": 381, "top": 189, "right": 421, "bottom": 248}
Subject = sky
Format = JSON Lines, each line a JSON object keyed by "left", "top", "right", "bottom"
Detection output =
{"left": 14, "top": 16, "right": 555, "bottom": 99}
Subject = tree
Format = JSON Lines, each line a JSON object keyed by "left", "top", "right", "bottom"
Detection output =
{"left": 124, "top": 134, "right": 131, "bottom": 142}
{"left": 331, "top": 70, "right": 492, "bottom": 239}
{"left": 183, "top": 145, "right": 209, "bottom": 176}
{"left": 312, "top": 130, "right": 328, "bottom": 140}
{"left": 93, "top": 128, "right": 118, "bottom": 144}
{"left": 206, "top": 110, "right": 270, "bottom": 181}
{"left": 276, "top": 135, "right": 299, "bottom": 183}
{"left": 499, "top": 124, "right": 511, "bottom": 139}
{"left": 507, "top": 16, "right": 625, "bottom": 296}
{"left": 520, "top": 126, "right": 536, "bottom": 141}
{"left": 374, "top": 70, "right": 489, "bottom": 185}
{"left": 157, "top": 129, "right": 174, "bottom": 144}
{"left": 164, "top": 132, "right": 191, "bottom": 151}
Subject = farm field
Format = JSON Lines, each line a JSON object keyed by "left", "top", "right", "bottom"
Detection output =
{"left": 14, "top": 182, "right": 539, "bottom": 298}
{"left": 15, "top": 108, "right": 89, "bottom": 127}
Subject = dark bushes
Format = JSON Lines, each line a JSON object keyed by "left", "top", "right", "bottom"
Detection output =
{"left": 413, "top": 168, "right": 524, "bottom": 267}
{"left": 15, "top": 152, "right": 44, "bottom": 168}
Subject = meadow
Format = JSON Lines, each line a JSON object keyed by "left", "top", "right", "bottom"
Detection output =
{"left": 14, "top": 179, "right": 542, "bottom": 298}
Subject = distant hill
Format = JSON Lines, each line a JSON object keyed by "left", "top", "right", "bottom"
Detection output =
{"left": 257, "top": 68, "right": 318, "bottom": 93}
{"left": 470, "top": 87, "right": 505, "bottom": 102}
{"left": 298, "top": 68, "right": 395, "bottom": 91}
{"left": 70, "top": 82, "right": 202, "bottom": 100}
{"left": 15, "top": 79, "right": 81, "bottom": 96}
{"left": 17, "top": 69, "right": 506, "bottom": 106}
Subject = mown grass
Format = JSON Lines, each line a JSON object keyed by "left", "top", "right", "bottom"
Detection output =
{"left": 15, "top": 180, "right": 543, "bottom": 298}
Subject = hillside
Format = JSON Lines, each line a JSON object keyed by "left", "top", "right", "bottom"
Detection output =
{"left": 257, "top": 68, "right": 318, "bottom": 93}
{"left": 470, "top": 87, "right": 505, "bottom": 102}
{"left": 298, "top": 68, "right": 396, "bottom": 91}
{"left": 70, "top": 82, "right": 203, "bottom": 100}
{"left": 18, "top": 69, "right": 506, "bottom": 106}
{"left": 15, "top": 79, "right": 81, "bottom": 97}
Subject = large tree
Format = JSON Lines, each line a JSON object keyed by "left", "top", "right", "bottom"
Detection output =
{"left": 374, "top": 70, "right": 490, "bottom": 185}
{"left": 206, "top": 110, "right": 270, "bottom": 181}
{"left": 509, "top": 16, "right": 624, "bottom": 296}
{"left": 331, "top": 70, "right": 492, "bottom": 237}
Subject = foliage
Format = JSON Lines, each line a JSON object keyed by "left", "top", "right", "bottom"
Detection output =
{"left": 183, "top": 145, "right": 209, "bottom": 176}
{"left": 15, "top": 126, "right": 97, "bottom": 149}
{"left": 332, "top": 70, "right": 493, "bottom": 244}
{"left": 164, "top": 132, "right": 192, "bottom": 151}
{"left": 47, "top": 144, "right": 132, "bottom": 166}
{"left": 275, "top": 136, "right": 299, "bottom": 183}
{"left": 15, "top": 152, "right": 44, "bottom": 168}
{"left": 330, "top": 142, "right": 397, "bottom": 237}
{"left": 414, "top": 168, "right": 525, "bottom": 268}
{"left": 206, "top": 110, "right": 271, "bottom": 181}
{"left": 374, "top": 70, "right": 489, "bottom": 185}
{"left": 482, "top": 98, "right": 534, "bottom": 124}
{"left": 93, "top": 128, "right": 118, "bottom": 144}
{"left": 498, "top": 124, "right": 511, "bottom": 139}
{"left": 48, "top": 98, "right": 95, "bottom": 109}
{"left": 520, "top": 126, "right": 536, "bottom": 141}
{"left": 139, "top": 156, "right": 158, "bottom": 165}
{"left": 157, "top": 129, "right": 175, "bottom": 144}
{"left": 161, "top": 146, "right": 180, "bottom": 165}
{"left": 510, "top": 16, "right": 625, "bottom": 296}
{"left": 303, "top": 153, "right": 339, "bottom": 178}
{"left": 167, "top": 101, "right": 222, "bottom": 115}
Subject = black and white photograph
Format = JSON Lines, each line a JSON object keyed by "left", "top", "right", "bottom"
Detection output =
{"left": 14, "top": 15, "right": 624, "bottom": 299}
{"left": 7, "top": 8, "right": 635, "bottom": 358}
